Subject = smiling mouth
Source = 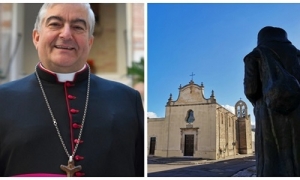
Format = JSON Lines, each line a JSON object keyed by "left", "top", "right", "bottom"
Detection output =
{"left": 54, "top": 45, "right": 75, "bottom": 50}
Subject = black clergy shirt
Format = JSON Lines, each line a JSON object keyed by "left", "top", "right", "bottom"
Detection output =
{"left": 0, "top": 63, "right": 144, "bottom": 177}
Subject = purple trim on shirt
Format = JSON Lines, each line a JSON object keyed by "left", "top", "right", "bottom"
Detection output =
{"left": 13, "top": 173, "right": 66, "bottom": 177}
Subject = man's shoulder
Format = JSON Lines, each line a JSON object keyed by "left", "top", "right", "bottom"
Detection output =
{"left": 91, "top": 75, "right": 137, "bottom": 94}
{"left": 90, "top": 74, "right": 137, "bottom": 93}
{"left": 0, "top": 74, "right": 35, "bottom": 92}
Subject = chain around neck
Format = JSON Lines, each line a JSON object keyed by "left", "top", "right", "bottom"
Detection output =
{"left": 35, "top": 64, "right": 91, "bottom": 160}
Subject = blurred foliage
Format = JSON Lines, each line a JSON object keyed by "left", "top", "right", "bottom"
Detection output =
{"left": 127, "top": 57, "right": 144, "bottom": 84}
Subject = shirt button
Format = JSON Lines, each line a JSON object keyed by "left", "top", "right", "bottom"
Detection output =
{"left": 74, "top": 139, "right": 84, "bottom": 144}
{"left": 67, "top": 95, "right": 76, "bottom": 100}
{"left": 75, "top": 155, "right": 84, "bottom": 161}
{"left": 70, "top": 109, "right": 79, "bottom": 113}
{"left": 72, "top": 123, "right": 81, "bottom": 129}
{"left": 65, "top": 82, "right": 74, "bottom": 87}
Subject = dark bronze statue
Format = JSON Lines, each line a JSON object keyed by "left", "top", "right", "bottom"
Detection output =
{"left": 244, "top": 26, "right": 300, "bottom": 176}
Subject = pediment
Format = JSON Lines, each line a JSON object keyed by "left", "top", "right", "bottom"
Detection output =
{"left": 174, "top": 83, "right": 207, "bottom": 105}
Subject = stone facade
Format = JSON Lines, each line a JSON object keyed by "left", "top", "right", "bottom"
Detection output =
{"left": 148, "top": 80, "right": 253, "bottom": 160}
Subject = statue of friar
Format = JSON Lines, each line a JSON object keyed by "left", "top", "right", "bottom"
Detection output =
{"left": 244, "top": 26, "right": 300, "bottom": 176}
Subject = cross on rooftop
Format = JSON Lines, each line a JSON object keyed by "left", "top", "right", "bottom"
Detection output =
{"left": 190, "top": 72, "right": 195, "bottom": 81}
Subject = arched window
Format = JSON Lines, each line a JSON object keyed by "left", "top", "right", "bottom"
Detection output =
{"left": 237, "top": 106, "right": 241, "bottom": 117}
{"left": 235, "top": 100, "right": 248, "bottom": 118}
{"left": 186, "top": 109, "right": 195, "bottom": 124}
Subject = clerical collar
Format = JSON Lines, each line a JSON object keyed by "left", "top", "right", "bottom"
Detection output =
{"left": 39, "top": 63, "right": 87, "bottom": 82}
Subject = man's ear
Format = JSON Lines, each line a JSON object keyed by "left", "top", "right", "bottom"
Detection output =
{"left": 32, "top": 30, "right": 40, "bottom": 50}
{"left": 88, "top": 36, "right": 94, "bottom": 50}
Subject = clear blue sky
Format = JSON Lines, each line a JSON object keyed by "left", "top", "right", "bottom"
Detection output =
{"left": 147, "top": 3, "right": 300, "bottom": 126}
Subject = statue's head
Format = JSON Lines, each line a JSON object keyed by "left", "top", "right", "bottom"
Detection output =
{"left": 257, "top": 26, "right": 290, "bottom": 45}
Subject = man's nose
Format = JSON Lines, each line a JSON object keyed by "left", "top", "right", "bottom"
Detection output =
{"left": 59, "top": 25, "right": 72, "bottom": 39}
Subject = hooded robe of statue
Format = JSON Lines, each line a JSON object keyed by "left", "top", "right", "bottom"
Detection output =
{"left": 244, "top": 26, "right": 300, "bottom": 176}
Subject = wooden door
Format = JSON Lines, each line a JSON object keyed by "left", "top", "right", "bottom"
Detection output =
{"left": 184, "top": 134, "right": 194, "bottom": 156}
{"left": 149, "top": 137, "right": 156, "bottom": 155}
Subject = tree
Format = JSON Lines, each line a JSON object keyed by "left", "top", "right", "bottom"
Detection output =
{"left": 127, "top": 57, "right": 144, "bottom": 84}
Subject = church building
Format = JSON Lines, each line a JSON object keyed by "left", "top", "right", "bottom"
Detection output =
{"left": 148, "top": 80, "right": 252, "bottom": 160}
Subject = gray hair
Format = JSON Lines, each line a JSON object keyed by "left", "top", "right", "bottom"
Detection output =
{"left": 34, "top": 3, "right": 95, "bottom": 37}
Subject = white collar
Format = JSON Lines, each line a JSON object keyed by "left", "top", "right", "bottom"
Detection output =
{"left": 56, "top": 72, "right": 77, "bottom": 82}
{"left": 40, "top": 64, "right": 86, "bottom": 82}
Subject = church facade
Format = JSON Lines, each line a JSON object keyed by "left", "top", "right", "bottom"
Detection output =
{"left": 148, "top": 80, "right": 252, "bottom": 160}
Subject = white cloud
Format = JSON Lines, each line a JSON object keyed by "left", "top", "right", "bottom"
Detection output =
{"left": 147, "top": 112, "right": 158, "bottom": 118}
{"left": 222, "top": 105, "right": 235, "bottom": 114}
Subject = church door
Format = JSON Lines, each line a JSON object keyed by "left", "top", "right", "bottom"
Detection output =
{"left": 149, "top": 137, "right": 156, "bottom": 155}
{"left": 184, "top": 134, "right": 194, "bottom": 156}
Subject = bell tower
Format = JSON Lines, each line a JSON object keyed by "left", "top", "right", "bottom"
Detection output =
{"left": 235, "top": 99, "right": 252, "bottom": 154}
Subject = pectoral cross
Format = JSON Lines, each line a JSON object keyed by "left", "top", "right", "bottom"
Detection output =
{"left": 60, "top": 156, "right": 82, "bottom": 177}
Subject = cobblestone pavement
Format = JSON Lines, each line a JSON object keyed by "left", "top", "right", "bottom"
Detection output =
{"left": 232, "top": 166, "right": 256, "bottom": 177}
{"left": 148, "top": 154, "right": 256, "bottom": 177}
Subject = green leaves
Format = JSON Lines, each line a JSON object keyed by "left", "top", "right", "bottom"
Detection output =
{"left": 127, "top": 57, "right": 144, "bottom": 83}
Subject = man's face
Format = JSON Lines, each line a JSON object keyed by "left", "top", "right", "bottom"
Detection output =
{"left": 33, "top": 4, "right": 94, "bottom": 73}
